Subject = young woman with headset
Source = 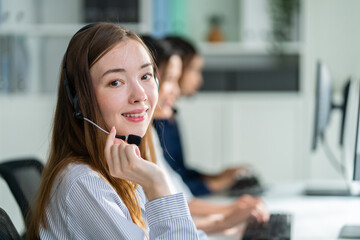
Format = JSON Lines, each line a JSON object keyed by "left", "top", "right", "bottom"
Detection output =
{"left": 27, "top": 23, "right": 205, "bottom": 239}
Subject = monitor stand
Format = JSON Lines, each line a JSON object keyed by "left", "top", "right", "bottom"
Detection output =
{"left": 302, "top": 180, "right": 351, "bottom": 196}
{"left": 338, "top": 225, "right": 360, "bottom": 239}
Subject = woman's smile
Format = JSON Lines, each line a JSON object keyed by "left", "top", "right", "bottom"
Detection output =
{"left": 122, "top": 108, "right": 148, "bottom": 122}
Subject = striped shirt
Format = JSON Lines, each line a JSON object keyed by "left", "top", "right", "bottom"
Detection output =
{"left": 40, "top": 163, "right": 206, "bottom": 239}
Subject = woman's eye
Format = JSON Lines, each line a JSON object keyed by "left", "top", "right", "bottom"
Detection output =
{"left": 141, "top": 73, "right": 152, "bottom": 81}
{"left": 109, "top": 80, "right": 121, "bottom": 87}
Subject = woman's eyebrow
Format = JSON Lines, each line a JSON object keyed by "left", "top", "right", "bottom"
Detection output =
{"left": 102, "top": 68, "right": 125, "bottom": 78}
{"left": 101, "top": 63, "right": 153, "bottom": 78}
{"left": 141, "top": 63, "right": 152, "bottom": 69}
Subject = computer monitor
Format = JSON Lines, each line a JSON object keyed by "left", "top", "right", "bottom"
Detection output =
{"left": 305, "top": 61, "right": 353, "bottom": 196}
{"left": 342, "top": 77, "right": 360, "bottom": 195}
{"left": 312, "top": 60, "right": 350, "bottom": 148}
{"left": 354, "top": 122, "right": 360, "bottom": 180}
{"left": 353, "top": 85, "right": 360, "bottom": 181}
{"left": 311, "top": 61, "right": 333, "bottom": 150}
{"left": 339, "top": 81, "right": 351, "bottom": 146}
{"left": 338, "top": 78, "right": 360, "bottom": 239}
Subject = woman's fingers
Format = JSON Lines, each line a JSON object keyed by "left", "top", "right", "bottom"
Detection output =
{"left": 256, "top": 201, "right": 270, "bottom": 222}
{"left": 105, "top": 127, "right": 116, "bottom": 149}
{"left": 232, "top": 195, "right": 269, "bottom": 223}
{"left": 121, "top": 144, "right": 146, "bottom": 179}
{"left": 105, "top": 127, "right": 117, "bottom": 172}
{"left": 104, "top": 126, "right": 126, "bottom": 177}
{"left": 109, "top": 140, "right": 141, "bottom": 179}
{"left": 134, "top": 146, "right": 141, "bottom": 158}
{"left": 111, "top": 142, "right": 124, "bottom": 176}
{"left": 249, "top": 198, "right": 269, "bottom": 222}
{"left": 125, "top": 144, "right": 141, "bottom": 162}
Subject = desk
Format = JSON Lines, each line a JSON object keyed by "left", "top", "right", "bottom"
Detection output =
{"left": 205, "top": 182, "right": 360, "bottom": 240}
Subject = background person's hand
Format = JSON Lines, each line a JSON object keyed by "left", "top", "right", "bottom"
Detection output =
{"left": 203, "top": 167, "right": 245, "bottom": 192}
{"left": 232, "top": 195, "right": 269, "bottom": 223}
{"left": 219, "top": 195, "right": 269, "bottom": 230}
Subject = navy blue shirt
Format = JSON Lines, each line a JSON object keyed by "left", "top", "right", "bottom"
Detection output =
{"left": 153, "top": 116, "right": 211, "bottom": 196}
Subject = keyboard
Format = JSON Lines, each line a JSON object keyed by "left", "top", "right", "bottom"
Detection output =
{"left": 242, "top": 213, "right": 292, "bottom": 240}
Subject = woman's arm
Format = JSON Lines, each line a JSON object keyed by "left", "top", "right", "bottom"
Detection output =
{"left": 188, "top": 195, "right": 269, "bottom": 234}
{"left": 188, "top": 198, "right": 231, "bottom": 216}
{"left": 62, "top": 171, "right": 203, "bottom": 239}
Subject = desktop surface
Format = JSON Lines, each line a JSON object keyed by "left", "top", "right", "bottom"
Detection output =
{"left": 206, "top": 182, "right": 360, "bottom": 240}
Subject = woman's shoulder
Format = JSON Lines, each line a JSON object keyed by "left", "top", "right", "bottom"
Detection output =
{"left": 52, "top": 162, "right": 147, "bottom": 205}
{"left": 64, "top": 162, "right": 100, "bottom": 181}
{"left": 53, "top": 162, "right": 104, "bottom": 196}
{"left": 58, "top": 163, "right": 145, "bottom": 198}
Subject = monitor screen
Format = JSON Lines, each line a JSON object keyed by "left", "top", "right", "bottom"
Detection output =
{"left": 342, "top": 78, "right": 360, "bottom": 195}
{"left": 338, "top": 79, "right": 360, "bottom": 239}
{"left": 339, "top": 80, "right": 351, "bottom": 146}
{"left": 353, "top": 85, "right": 360, "bottom": 181}
{"left": 311, "top": 61, "right": 333, "bottom": 150}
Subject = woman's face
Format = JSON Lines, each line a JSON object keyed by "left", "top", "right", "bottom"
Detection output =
{"left": 180, "top": 55, "right": 204, "bottom": 96}
{"left": 90, "top": 39, "right": 158, "bottom": 137}
{"left": 154, "top": 55, "right": 182, "bottom": 119}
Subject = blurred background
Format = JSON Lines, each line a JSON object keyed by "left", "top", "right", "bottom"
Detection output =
{"left": 1, "top": 0, "right": 360, "bottom": 233}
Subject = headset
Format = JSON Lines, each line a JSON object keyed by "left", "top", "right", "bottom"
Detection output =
{"left": 63, "top": 23, "right": 158, "bottom": 146}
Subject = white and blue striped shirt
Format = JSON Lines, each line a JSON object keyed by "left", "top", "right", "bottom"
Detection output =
{"left": 40, "top": 163, "right": 206, "bottom": 239}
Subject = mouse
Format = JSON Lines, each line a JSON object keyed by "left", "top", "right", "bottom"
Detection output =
{"left": 226, "top": 174, "right": 265, "bottom": 196}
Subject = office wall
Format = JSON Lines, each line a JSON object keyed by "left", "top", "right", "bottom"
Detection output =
{"left": 177, "top": 93, "right": 305, "bottom": 184}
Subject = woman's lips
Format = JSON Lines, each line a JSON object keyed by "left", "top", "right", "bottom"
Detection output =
{"left": 122, "top": 109, "right": 147, "bottom": 122}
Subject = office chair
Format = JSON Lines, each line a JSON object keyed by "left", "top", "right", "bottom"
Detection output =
{"left": 0, "top": 207, "right": 22, "bottom": 240}
{"left": 0, "top": 158, "right": 43, "bottom": 229}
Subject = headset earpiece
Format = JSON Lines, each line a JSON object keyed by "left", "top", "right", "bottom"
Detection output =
{"left": 64, "top": 63, "right": 83, "bottom": 120}
{"left": 63, "top": 23, "right": 97, "bottom": 120}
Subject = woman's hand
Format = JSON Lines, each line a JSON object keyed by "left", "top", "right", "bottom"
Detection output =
{"left": 104, "top": 127, "right": 172, "bottom": 200}
{"left": 230, "top": 195, "right": 269, "bottom": 223}
{"left": 190, "top": 195, "right": 269, "bottom": 234}
{"left": 203, "top": 167, "right": 250, "bottom": 193}
{"left": 217, "top": 195, "right": 269, "bottom": 231}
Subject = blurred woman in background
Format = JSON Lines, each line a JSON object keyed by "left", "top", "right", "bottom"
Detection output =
{"left": 144, "top": 35, "right": 269, "bottom": 235}
{"left": 154, "top": 35, "right": 249, "bottom": 196}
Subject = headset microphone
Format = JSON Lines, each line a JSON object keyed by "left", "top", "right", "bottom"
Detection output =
{"left": 82, "top": 117, "right": 142, "bottom": 146}
{"left": 63, "top": 23, "right": 143, "bottom": 146}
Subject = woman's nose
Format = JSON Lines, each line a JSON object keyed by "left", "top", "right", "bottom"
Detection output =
{"left": 128, "top": 80, "right": 147, "bottom": 103}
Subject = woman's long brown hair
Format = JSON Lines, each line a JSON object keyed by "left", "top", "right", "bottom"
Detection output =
{"left": 27, "top": 23, "right": 157, "bottom": 239}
